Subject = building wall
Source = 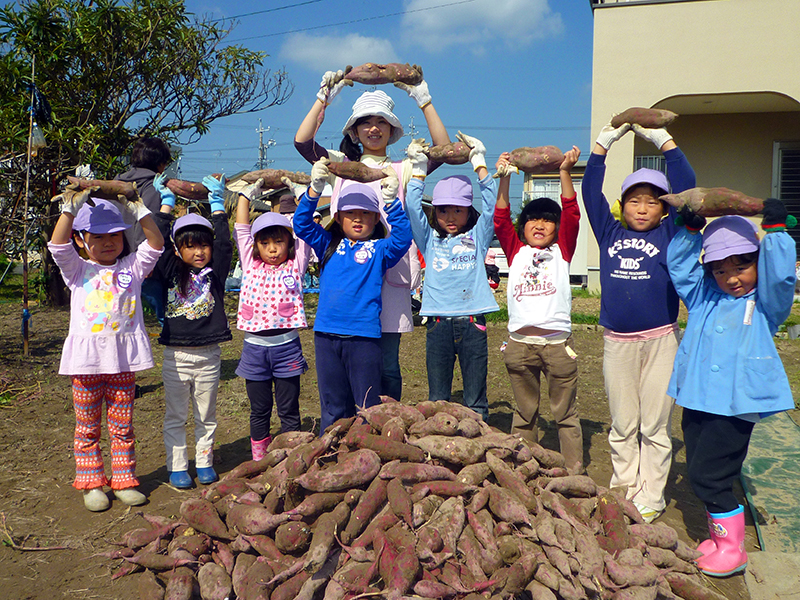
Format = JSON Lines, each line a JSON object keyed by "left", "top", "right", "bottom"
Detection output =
{"left": 587, "top": 0, "right": 800, "bottom": 290}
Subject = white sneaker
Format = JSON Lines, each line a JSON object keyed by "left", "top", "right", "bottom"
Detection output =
{"left": 113, "top": 487, "right": 146, "bottom": 506}
{"left": 633, "top": 501, "right": 664, "bottom": 524}
{"left": 83, "top": 488, "right": 110, "bottom": 512}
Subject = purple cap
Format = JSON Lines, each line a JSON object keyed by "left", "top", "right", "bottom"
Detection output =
{"left": 172, "top": 213, "right": 212, "bottom": 237}
{"left": 432, "top": 175, "right": 473, "bottom": 207}
{"left": 621, "top": 168, "right": 669, "bottom": 199}
{"left": 702, "top": 215, "right": 760, "bottom": 263}
{"left": 252, "top": 211, "right": 293, "bottom": 237}
{"left": 73, "top": 198, "right": 130, "bottom": 234}
{"left": 336, "top": 182, "right": 380, "bottom": 214}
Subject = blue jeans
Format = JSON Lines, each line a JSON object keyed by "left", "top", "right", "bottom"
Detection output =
{"left": 141, "top": 278, "right": 165, "bottom": 325}
{"left": 425, "top": 315, "right": 489, "bottom": 420}
{"left": 380, "top": 332, "right": 402, "bottom": 401}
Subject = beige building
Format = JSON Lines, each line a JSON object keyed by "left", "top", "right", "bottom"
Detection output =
{"left": 587, "top": 0, "right": 800, "bottom": 290}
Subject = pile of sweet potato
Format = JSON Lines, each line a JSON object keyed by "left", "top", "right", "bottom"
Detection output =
{"left": 107, "top": 400, "right": 724, "bottom": 600}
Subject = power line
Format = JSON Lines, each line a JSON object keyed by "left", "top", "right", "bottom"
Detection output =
{"left": 228, "top": 0, "right": 477, "bottom": 43}
{"left": 216, "top": 0, "right": 325, "bottom": 22}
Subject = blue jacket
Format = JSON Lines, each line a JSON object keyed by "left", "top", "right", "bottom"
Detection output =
{"left": 405, "top": 175, "right": 499, "bottom": 317}
{"left": 293, "top": 193, "right": 412, "bottom": 338}
{"left": 667, "top": 228, "right": 796, "bottom": 419}
{"left": 581, "top": 148, "right": 695, "bottom": 333}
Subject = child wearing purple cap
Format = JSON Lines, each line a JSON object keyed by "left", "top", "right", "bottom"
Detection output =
{"left": 404, "top": 133, "right": 498, "bottom": 421}
{"left": 150, "top": 177, "right": 233, "bottom": 487}
{"left": 581, "top": 120, "right": 696, "bottom": 522}
{"left": 295, "top": 79, "right": 449, "bottom": 402}
{"left": 292, "top": 163, "right": 412, "bottom": 434}
{"left": 667, "top": 203, "right": 796, "bottom": 577}
{"left": 48, "top": 190, "right": 163, "bottom": 511}
{"left": 232, "top": 178, "right": 311, "bottom": 460}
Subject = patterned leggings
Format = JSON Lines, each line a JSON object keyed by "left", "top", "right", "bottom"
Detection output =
{"left": 71, "top": 372, "right": 138, "bottom": 490}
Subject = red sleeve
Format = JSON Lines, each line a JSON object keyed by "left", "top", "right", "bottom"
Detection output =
{"left": 493, "top": 205, "right": 523, "bottom": 264}
{"left": 558, "top": 193, "right": 580, "bottom": 262}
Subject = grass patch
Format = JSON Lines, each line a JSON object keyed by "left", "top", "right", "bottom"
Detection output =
{"left": 571, "top": 312, "right": 599, "bottom": 325}
{"left": 572, "top": 287, "right": 601, "bottom": 299}
{"left": 485, "top": 306, "right": 508, "bottom": 323}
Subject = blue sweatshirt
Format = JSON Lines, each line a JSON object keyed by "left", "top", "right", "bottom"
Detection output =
{"left": 293, "top": 193, "right": 412, "bottom": 338}
{"left": 667, "top": 228, "right": 796, "bottom": 420}
{"left": 405, "top": 175, "right": 499, "bottom": 317}
{"left": 581, "top": 148, "right": 695, "bottom": 333}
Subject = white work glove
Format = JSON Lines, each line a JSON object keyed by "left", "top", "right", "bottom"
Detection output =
{"left": 239, "top": 177, "right": 264, "bottom": 202}
{"left": 58, "top": 187, "right": 93, "bottom": 216}
{"left": 153, "top": 173, "right": 176, "bottom": 208}
{"left": 310, "top": 158, "right": 330, "bottom": 195}
{"left": 112, "top": 197, "right": 151, "bottom": 222}
{"left": 595, "top": 122, "right": 631, "bottom": 150}
{"left": 631, "top": 124, "right": 674, "bottom": 149}
{"left": 280, "top": 176, "right": 307, "bottom": 200}
{"left": 457, "top": 131, "right": 487, "bottom": 173}
{"left": 406, "top": 138, "right": 429, "bottom": 178}
{"left": 381, "top": 166, "right": 400, "bottom": 205}
{"left": 395, "top": 77, "right": 432, "bottom": 109}
{"left": 494, "top": 152, "right": 517, "bottom": 179}
{"left": 316, "top": 69, "right": 353, "bottom": 105}
{"left": 75, "top": 164, "right": 95, "bottom": 179}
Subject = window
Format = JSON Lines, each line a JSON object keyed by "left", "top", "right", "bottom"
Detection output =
{"left": 773, "top": 141, "right": 800, "bottom": 253}
{"left": 634, "top": 155, "right": 666, "bottom": 174}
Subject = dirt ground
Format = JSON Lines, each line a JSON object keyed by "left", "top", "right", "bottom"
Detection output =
{"left": 1, "top": 285, "right": 799, "bottom": 599}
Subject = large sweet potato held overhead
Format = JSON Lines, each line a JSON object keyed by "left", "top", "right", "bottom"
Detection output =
{"left": 610, "top": 107, "right": 678, "bottom": 129}
{"left": 660, "top": 187, "right": 764, "bottom": 217}
{"left": 508, "top": 145, "right": 565, "bottom": 174}
{"left": 343, "top": 63, "right": 424, "bottom": 86}
{"left": 326, "top": 161, "right": 386, "bottom": 183}
{"left": 241, "top": 169, "right": 312, "bottom": 188}
{"left": 165, "top": 178, "right": 211, "bottom": 200}
{"left": 66, "top": 176, "right": 137, "bottom": 200}
{"left": 423, "top": 141, "right": 471, "bottom": 165}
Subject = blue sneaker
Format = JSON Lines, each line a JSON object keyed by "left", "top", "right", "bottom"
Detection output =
{"left": 196, "top": 466, "right": 218, "bottom": 485}
{"left": 168, "top": 471, "right": 193, "bottom": 489}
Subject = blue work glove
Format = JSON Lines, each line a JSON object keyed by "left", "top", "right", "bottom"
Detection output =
{"left": 153, "top": 173, "right": 176, "bottom": 208}
{"left": 203, "top": 174, "right": 226, "bottom": 213}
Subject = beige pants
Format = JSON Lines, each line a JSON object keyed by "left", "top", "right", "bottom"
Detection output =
{"left": 603, "top": 331, "right": 679, "bottom": 511}
{"left": 504, "top": 337, "right": 583, "bottom": 472}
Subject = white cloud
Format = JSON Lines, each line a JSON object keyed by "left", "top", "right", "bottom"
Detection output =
{"left": 401, "top": 0, "right": 563, "bottom": 53}
{"left": 279, "top": 33, "right": 400, "bottom": 72}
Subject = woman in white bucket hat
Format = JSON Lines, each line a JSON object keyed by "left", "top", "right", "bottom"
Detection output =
{"left": 294, "top": 71, "right": 451, "bottom": 402}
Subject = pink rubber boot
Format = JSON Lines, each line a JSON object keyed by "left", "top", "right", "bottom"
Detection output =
{"left": 696, "top": 505, "right": 747, "bottom": 577}
{"left": 696, "top": 511, "right": 716, "bottom": 557}
{"left": 250, "top": 436, "right": 271, "bottom": 461}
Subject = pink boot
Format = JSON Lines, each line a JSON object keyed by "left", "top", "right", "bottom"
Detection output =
{"left": 250, "top": 436, "right": 271, "bottom": 461}
{"left": 696, "top": 510, "right": 717, "bottom": 557}
{"left": 696, "top": 505, "right": 747, "bottom": 577}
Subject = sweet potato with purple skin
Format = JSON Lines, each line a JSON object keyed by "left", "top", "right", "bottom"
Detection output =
{"left": 303, "top": 501, "right": 350, "bottom": 574}
{"left": 485, "top": 451, "right": 537, "bottom": 511}
{"left": 630, "top": 522, "right": 679, "bottom": 549}
{"left": 544, "top": 474, "right": 597, "bottom": 498}
{"left": 284, "top": 491, "right": 345, "bottom": 519}
{"left": 378, "top": 526, "right": 420, "bottom": 598}
{"left": 387, "top": 477, "right": 414, "bottom": 527}
{"left": 343, "top": 62, "right": 423, "bottom": 86}
{"left": 226, "top": 503, "right": 291, "bottom": 536}
{"left": 505, "top": 146, "right": 564, "bottom": 175}
{"left": 273, "top": 521, "right": 312, "bottom": 554}
{"left": 164, "top": 178, "right": 210, "bottom": 200}
{"left": 66, "top": 176, "right": 137, "bottom": 199}
{"left": 295, "top": 448, "right": 382, "bottom": 492}
{"left": 380, "top": 415, "right": 406, "bottom": 441}
{"left": 665, "top": 572, "right": 728, "bottom": 600}
{"left": 611, "top": 107, "right": 678, "bottom": 129}
{"left": 487, "top": 485, "right": 532, "bottom": 526}
{"left": 123, "top": 553, "right": 196, "bottom": 571}
{"left": 424, "top": 141, "right": 471, "bottom": 165}
{"left": 357, "top": 401, "right": 426, "bottom": 430}
{"left": 241, "top": 169, "right": 311, "bottom": 188}
{"left": 326, "top": 160, "right": 386, "bottom": 183}
{"left": 197, "top": 562, "right": 232, "bottom": 600}
{"left": 412, "top": 480, "right": 479, "bottom": 498}
{"left": 410, "top": 434, "right": 485, "bottom": 465}
{"left": 342, "top": 475, "right": 388, "bottom": 544}
{"left": 164, "top": 566, "right": 197, "bottom": 600}
{"left": 179, "top": 498, "right": 232, "bottom": 540}
{"left": 660, "top": 186, "right": 764, "bottom": 217}
{"left": 343, "top": 428, "right": 426, "bottom": 462}
{"left": 221, "top": 448, "right": 287, "bottom": 481}
{"left": 138, "top": 570, "right": 165, "bottom": 600}
{"left": 266, "top": 430, "right": 316, "bottom": 451}
{"left": 456, "top": 462, "right": 491, "bottom": 486}
{"left": 409, "top": 411, "right": 460, "bottom": 437}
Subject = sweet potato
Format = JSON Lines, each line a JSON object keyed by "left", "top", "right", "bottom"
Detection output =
{"left": 65, "top": 176, "right": 137, "bottom": 200}
{"left": 380, "top": 460, "right": 456, "bottom": 483}
{"left": 413, "top": 494, "right": 445, "bottom": 527}
{"left": 425, "top": 496, "right": 466, "bottom": 555}
{"left": 222, "top": 448, "right": 287, "bottom": 481}
{"left": 381, "top": 415, "right": 406, "bottom": 441}
{"left": 501, "top": 551, "right": 539, "bottom": 596}
{"left": 123, "top": 553, "right": 196, "bottom": 572}
{"left": 611, "top": 585, "right": 659, "bottom": 600}
{"left": 409, "top": 412, "right": 460, "bottom": 437}
{"left": 358, "top": 402, "right": 426, "bottom": 430}
{"left": 274, "top": 521, "right": 312, "bottom": 554}
{"left": 526, "top": 579, "right": 558, "bottom": 600}
{"left": 630, "top": 522, "right": 679, "bottom": 550}
{"left": 285, "top": 428, "right": 338, "bottom": 478}
{"left": 456, "top": 462, "right": 491, "bottom": 486}
{"left": 343, "top": 428, "right": 426, "bottom": 462}
{"left": 179, "top": 498, "right": 232, "bottom": 540}
{"left": 595, "top": 491, "right": 629, "bottom": 555}
{"left": 342, "top": 475, "right": 388, "bottom": 544}
{"left": 237, "top": 558, "right": 274, "bottom": 600}
{"left": 610, "top": 107, "right": 678, "bottom": 129}
{"left": 267, "top": 430, "right": 316, "bottom": 451}
{"left": 285, "top": 491, "right": 345, "bottom": 519}
{"left": 506, "top": 146, "right": 564, "bottom": 175}
{"left": 294, "top": 547, "right": 341, "bottom": 600}
{"left": 343, "top": 62, "right": 423, "bottom": 86}
{"left": 226, "top": 503, "right": 290, "bottom": 535}
{"left": 168, "top": 533, "right": 211, "bottom": 558}
{"left": 457, "top": 417, "right": 482, "bottom": 439}
{"left": 387, "top": 477, "right": 414, "bottom": 527}
{"left": 378, "top": 526, "right": 420, "bottom": 596}
{"left": 423, "top": 141, "right": 471, "bottom": 165}
{"left": 604, "top": 554, "right": 659, "bottom": 587}
{"left": 659, "top": 187, "right": 764, "bottom": 217}
{"left": 411, "top": 480, "right": 479, "bottom": 498}
{"left": 410, "top": 435, "right": 485, "bottom": 465}
{"left": 196, "top": 562, "right": 232, "bottom": 600}
{"left": 164, "top": 566, "right": 197, "bottom": 600}
{"left": 485, "top": 451, "right": 536, "bottom": 511}
{"left": 241, "top": 168, "right": 311, "bottom": 188}
{"left": 239, "top": 534, "right": 284, "bottom": 561}
{"left": 303, "top": 501, "right": 350, "bottom": 574}
{"left": 122, "top": 523, "right": 177, "bottom": 549}
{"left": 487, "top": 485, "right": 532, "bottom": 526}
{"left": 414, "top": 579, "right": 458, "bottom": 599}
{"left": 137, "top": 570, "right": 165, "bottom": 600}
{"left": 295, "top": 448, "right": 382, "bottom": 492}
{"left": 646, "top": 546, "right": 696, "bottom": 573}
{"left": 326, "top": 160, "right": 386, "bottom": 183}
{"left": 665, "top": 572, "right": 728, "bottom": 600}
{"left": 164, "top": 178, "right": 210, "bottom": 200}
{"left": 544, "top": 474, "right": 597, "bottom": 498}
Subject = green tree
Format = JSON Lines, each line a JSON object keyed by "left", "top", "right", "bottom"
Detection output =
{"left": 0, "top": 0, "right": 292, "bottom": 303}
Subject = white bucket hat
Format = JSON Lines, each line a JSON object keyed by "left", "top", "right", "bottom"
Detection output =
{"left": 342, "top": 91, "right": 404, "bottom": 145}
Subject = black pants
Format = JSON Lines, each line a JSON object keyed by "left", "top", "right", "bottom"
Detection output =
{"left": 682, "top": 408, "right": 754, "bottom": 514}
{"left": 245, "top": 377, "right": 301, "bottom": 440}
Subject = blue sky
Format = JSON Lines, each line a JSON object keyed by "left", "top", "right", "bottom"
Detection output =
{"left": 178, "top": 0, "right": 595, "bottom": 207}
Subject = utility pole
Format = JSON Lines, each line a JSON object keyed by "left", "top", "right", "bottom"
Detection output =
{"left": 256, "top": 120, "right": 276, "bottom": 169}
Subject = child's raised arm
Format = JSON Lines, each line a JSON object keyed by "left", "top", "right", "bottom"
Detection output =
{"left": 394, "top": 75, "right": 451, "bottom": 147}
{"left": 631, "top": 124, "right": 676, "bottom": 153}
{"left": 593, "top": 122, "right": 631, "bottom": 156}
{"left": 237, "top": 178, "right": 265, "bottom": 225}
{"left": 50, "top": 189, "right": 92, "bottom": 244}
{"left": 559, "top": 145, "right": 581, "bottom": 199}
{"left": 295, "top": 70, "right": 352, "bottom": 148}
{"left": 495, "top": 152, "right": 513, "bottom": 210}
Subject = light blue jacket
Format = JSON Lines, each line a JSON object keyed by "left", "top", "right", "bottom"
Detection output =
{"left": 667, "top": 228, "right": 796, "bottom": 420}
{"left": 406, "top": 175, "right": 499, "bottom": 317}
